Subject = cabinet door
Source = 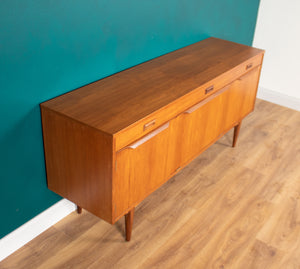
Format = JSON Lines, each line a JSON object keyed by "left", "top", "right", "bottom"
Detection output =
{"left": 177, "top": 67, "right": 261, "bottom": 166}
{"left": 176, "top": 85, "right": 230, "bottom": 166}
{"left": 113, "top": 120, "right": 178, "bottom": 219}
{"left": 222, "top": 66, "right": 261, "bottom": 130}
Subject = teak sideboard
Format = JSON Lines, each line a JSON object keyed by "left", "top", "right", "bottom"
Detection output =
{"left": 40, "top": 37, "right": 264, "bottom": 241}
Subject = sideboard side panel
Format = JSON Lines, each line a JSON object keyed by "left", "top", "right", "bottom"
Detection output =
{"left": 41, "top": 108, "right": 113, "bottom": 223}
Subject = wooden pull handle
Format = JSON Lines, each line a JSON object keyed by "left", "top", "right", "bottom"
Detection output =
{"left": 205, "top": 85, "right": 214, "bottom": 94}
{"left": 246, "top": 63, "right": 253, "bottom": 70}
{"left": 143, "top": 119, "right": 156, "bottom": 131}
{"left": 127, "top": 122, "right": 169, "bottom": 149}
{"left": 184, "top": 85, "right": 230, "bottom": 114}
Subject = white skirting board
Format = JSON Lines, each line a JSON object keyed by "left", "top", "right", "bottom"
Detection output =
{"left": 0, "top": 199, "right": 76, "bottom": 262}
{"left": 257, "top": 87, "right": 300, "bottom": 112}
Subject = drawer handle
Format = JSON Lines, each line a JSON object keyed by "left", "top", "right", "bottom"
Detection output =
{"left": 127, "top": 122, "right": 169, "bottom": 149}
{"left": 246, "top": 63, "right": 253, "bottom": 70}
{"left": 144, "top": 119, "right": 156, "bottom": 131}
{"left": 184, "top": 85, "right": 230, "bottom": 114}
{"left": 205, "top": 85, "right": 214, "bottom": 94}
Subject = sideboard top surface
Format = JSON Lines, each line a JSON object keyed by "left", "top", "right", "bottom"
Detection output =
{"left": 41, "top": 37, "right": 264, "bottom": 135}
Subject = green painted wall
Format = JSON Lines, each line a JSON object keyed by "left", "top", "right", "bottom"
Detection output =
{"left": 0, "top": 0, "right": 260, "bottom": 238}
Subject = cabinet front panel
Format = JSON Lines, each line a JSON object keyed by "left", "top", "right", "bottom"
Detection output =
{"left": 176, "top": 86, "right": 229, "bottom": 166}
{"left": 113, "top": 66, "right": 261, "bottom": 221}
{"left": 114, "top": 120, "right": 178, "bottom": 219}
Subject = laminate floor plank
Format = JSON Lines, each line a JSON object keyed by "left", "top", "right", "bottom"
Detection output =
{"left": 87, "top": 203, "right": 196, "bottom": 268}
{"left": 53, "top": 209, "right": 100, "bottom": 239}
{"left": 140, "top": 167, "right": 270, "bottom": 269}
{"left": 36, "top": 220, "right": 115, "bottom": 269}
{"left": 233, "top": 239, "right": 285, "bottom": 269}
{"left": 0, "top": 227, "right": 72, "bottom": 269}
{"left": 0, "top": 245, "right": 39, "bottom": 269}
{"left": 1, "top": 100, "right": 299, "bottom": 269}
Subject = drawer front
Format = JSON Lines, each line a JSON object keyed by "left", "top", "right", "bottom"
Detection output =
{"left": 113, "top": 120, "right": 178, "bottom": 220}
{"left": 114, "top": 53, "right": 263, "bottom": 151}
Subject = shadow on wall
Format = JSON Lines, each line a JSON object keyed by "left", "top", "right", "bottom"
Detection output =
{"left": 0, "top": 105, "right": 60, "bottom": 238}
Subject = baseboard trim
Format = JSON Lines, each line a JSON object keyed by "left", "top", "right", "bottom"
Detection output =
{"left": 0, "top": 199, "right": 76, "bottom": 262}
{"left": 257, "top": 87, "right": 300, "bottom": 111}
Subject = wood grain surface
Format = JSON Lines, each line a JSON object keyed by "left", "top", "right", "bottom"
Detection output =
{"left": 41, "top": 38, "right": 264, "bottom": 231}
{"left": 41, "top": 108, "right": 114, "bottom": 223}
{"left": 41, "top": 38, "right": 263, "bottom": 136}
{"left": 2, "top": 99, "right": 299, "bottom": 269}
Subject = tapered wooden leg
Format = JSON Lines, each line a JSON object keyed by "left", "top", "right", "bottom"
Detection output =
{"left": 77, "top": 205, "right": 82, "bottom": 214}
{"left": 232, "top": 122, "right": 242, "bottom": 147}
{"left": 125, "top": 208, "right": 134, "bottom": 241}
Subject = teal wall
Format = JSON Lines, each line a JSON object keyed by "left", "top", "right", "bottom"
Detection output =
{"left": 0, "top": 0, "right": 260, "bottom": 238}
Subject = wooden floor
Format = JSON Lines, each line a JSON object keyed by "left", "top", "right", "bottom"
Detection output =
{"left": 1, "top": 99, "right": 300, "bottom": 269}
